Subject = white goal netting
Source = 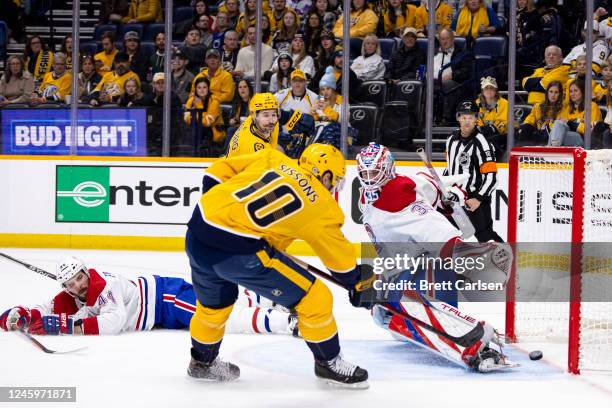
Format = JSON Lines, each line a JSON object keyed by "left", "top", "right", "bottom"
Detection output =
{"left": 510, "top": 149, "right": 612, "bottom": 372}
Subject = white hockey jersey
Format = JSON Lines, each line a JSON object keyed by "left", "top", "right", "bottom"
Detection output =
{"left": 361, "top": 174, "right": 461, "bottom": 256}
{"left": 33, "top": 269, "right": 156, "bottom": 335}
{"left": 563, "top": 39, "right": 609, "bottom": 73}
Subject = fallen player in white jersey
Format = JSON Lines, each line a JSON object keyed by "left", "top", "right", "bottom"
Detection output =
{"left": 356, "top": 142, "right": 516, "bottom": 372}
{"left": 0, "top": 256, "right": 296, "bottom": 336}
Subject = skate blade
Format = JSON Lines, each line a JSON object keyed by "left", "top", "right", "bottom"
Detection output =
{"left": 317, "top": 377, "right": 370, "bottom": 390}
{"left": 186, "top": 371, "right": 240, "bottom": 383}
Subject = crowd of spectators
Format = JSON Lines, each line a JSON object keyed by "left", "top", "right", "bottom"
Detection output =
{"left": 2, "top": 0, "right": 612, "bottom": 157}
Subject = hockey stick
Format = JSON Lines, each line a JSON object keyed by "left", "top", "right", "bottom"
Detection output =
{"left": 0, "top": 252, "right": 57, "bottom": 280}
{"left": 287, "top": 255, "right": 484, "bottom": 348}
{"left": 416, "top": 148, "right": 476, "bottom": 239}
{"left": 18, "top": 329, "right": 88, "bottom": 354}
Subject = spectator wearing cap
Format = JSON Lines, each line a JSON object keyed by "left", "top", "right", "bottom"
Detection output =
{"left": 433, "top": 28, "right": 474, "bottom": 125}
{"left": 290, "top": 32, "right": 315, "bottom": 78}
{"left": 383, "top": 0, "right": 417, "bottom": 38}
{"left": 181, "top": 27, "right": 209, "bottom": 75}
{"left": 350, "top": 34, "right": 385, "bottom": 81}
{"left": 385, "top": 27, "right": 425, "bottom": 84}
{"left": 148, "top": 32, "right": 166, "bottom": 77}
{"left": 191, "top": 49, "right": 235, "bottom": 104}
{"left": 272, "top": 9, "right": 300, "bottom": 55}
{"left": 451, "top": 0, "right": 502, "bottom": 42}
{"left": 148, "top": 72, "right": 183, "bottom": 156}
{"left": 522, "top": 45, "right": 569, "bottom": 104}
{"left": 122, "top": 0, "right": 162, "bottom": 23}
{"left": 123, "top": 31, "right": 148, "bottom": 83}
{"left": 235, "top": 25, "right": 274, "bottom": 80}
{"left": 312, "top": 66, "right": 342, "bottom": 125}
{"left": 275, "top": 69, "right": 318, "bottom": 114}
{"left": 310, "top": 46, "right": 360, "bottom": 101}
{"left": 218, "top": 30, "right": 240, "bottom": 76}
{"left": 171, "top": 50, "right": 195, "bottom": 104}
{"left": 476, "top": 76, "right": 510, "bottom": 160}
{"left": 333, "top": 0, "right": 378, "bottom": 39}
{"left": 415, "top": 0, "right": 454, "bottom": 34}
{"left": 185, "top": 76, "right": 225, "bottom": 150}
{"left": 89, "top": 52, "right": 141, "bottom": 106}
{"left": 269, "top": 53, "right": 295, "bottom": 94}
{"left": 314, "top": 30, "right": 336, "bottom": 70}
{"left": 268, "top": 0, "right": 301, "bottom": 33}
{"left": 94, "top": 31, "right": 119, "bottom": 76}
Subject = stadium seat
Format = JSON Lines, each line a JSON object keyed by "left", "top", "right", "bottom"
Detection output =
{"left": 513, "top": 104, "right": 532, "bottom": 125}
{"left": 0, "top": 21, "right": 7, "bottom": 62}
{"left": 80, "top": 42, "right": 98, "bottom": 56}
{"left": 473, "top": 36, "right": 507, "bottom": 59}
{"left": 379, "top": 38, "right": 396, "bottom": 61}
{"left": 379, "top": 101, "right": 412, "bottom": 145}
{"left": 392, "top": 80, "right": 423, "bottom": 135}
{"left": 117, "top": 24, "right": 144, "bottom": 41}
{"left": 94, "top": 24, "right": 117, "bottom": 41}
{"left": 416, "top": 37, "right": 428, "bottom": 54}
{"left": 349, "top": 38, "right": 363, "bottom": 61}
{"left": 454, "top": 36, "right": 467, "bottom": 51}
{"left": 140, "top": 42, "right": 156, "bottom": 60}
{"left": 115, "top": 42, "right": 125, "bottom": 52}
{"left": 144, "top": 23, "right": 166, "bottom": 41}
{"left": 359, "top": 81, "right": 387, "bottom": 108}
{"left": 220, "top": 103, "right": 232, "bottom": 126}
{"left": 600, "top": 105, "right": 608, "bottom": 119}
{"left": 350, "top": 103, "right": 379, "bottom": 143}
{"left": 174, "top": 7, "right": 194, "bottom": 24}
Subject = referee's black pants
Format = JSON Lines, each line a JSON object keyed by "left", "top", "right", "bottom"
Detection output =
{"left": 467, "top": 198, "right": 504, "bottom": 243}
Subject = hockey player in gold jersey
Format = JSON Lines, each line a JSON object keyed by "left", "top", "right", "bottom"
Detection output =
{"left": 225, "top": 92, "right": 280, "bottom": 157}
{"left": 185, "top": 144, "right": 374, "bottom": 388}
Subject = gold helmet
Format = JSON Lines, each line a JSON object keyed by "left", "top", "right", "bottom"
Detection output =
{"left": 249, "top": 92, "right": 279, "bottom": 115}
{"left": 299, "top": 143, "right": 346, "bottom": 192}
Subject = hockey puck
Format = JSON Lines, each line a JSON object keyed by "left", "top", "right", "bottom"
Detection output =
{"left": 529, "top": 350, "right": 543, "bottom": 360}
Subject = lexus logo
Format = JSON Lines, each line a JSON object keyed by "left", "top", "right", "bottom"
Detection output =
{"left": 368, "top": 84, "right": 382, "bottom": 94}
{"left": 514, "top": 107, "right": 527, "bottom": 120}
{"left": 352, "top": 109, "right": 366, "bottom": 121}
{"left": 401, "top": 83, "right": 415, "bottom": 94}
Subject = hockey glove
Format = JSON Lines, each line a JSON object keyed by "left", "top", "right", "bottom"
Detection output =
{"left": 332, "top": 265, "right": 378, "bottom": 309}
{"left": 444, "top": 185, "right": 467, "bottom": 207}
{"left": 29, "top": 313, "right": 74, "bottom": 335}
{"left": 0, "top": 306, "right": 32, "bottom": 331}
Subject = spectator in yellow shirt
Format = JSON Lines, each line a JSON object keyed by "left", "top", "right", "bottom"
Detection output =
{"left": 31, "top": 53, "right": 72, "bottom": 104}
{"left": 191, "top": 49, "right": 235, "bottom": 104}
{"left": 522, "top": 45, "right": 570, "bottom": 104}
{"left": 94, "top": 31, "right": 119, "bottom": 76}
{"left": 123, "top": 0, "right": 162, "bottom": 23}
{"left": 415, "top": 0, "right": 455, "bottom": 34}
{"left": 90, "top": 52, "right": 141, "bottom": 105}
{"left": 517, "top": 81, "right": 565, "bottom": 145}
{"left": 564, "top": 54, "right": 606, "bottom": 103}
{"left": 333, "top": 0, "right": 378, "bottom": 39}
{"left": 476, "top": 76, "right": 509, "bottom": 160}
{"left": 185, "top": 76, "right": 225, "bottom": 147}
{"left": 236, "top": 0, "right": 257, "bottom": 39}
{"left": 451, "top": 0, "right": 502, "bottom": 41}
{"left": 549, "top": 79, "right": 602, "bottom": 146}
{"left": 268, "top": 0, "right": 300, "bottom": 33}
{"left": 384, "top": 0, "right": 417, "bottom": 38}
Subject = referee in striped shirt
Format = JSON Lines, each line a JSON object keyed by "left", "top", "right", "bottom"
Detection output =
{"left": 443, "top": 101, "right": 503, "bottom": 242}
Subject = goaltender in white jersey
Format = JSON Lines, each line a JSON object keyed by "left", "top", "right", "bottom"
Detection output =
{"left": 0, "top": 256, "right": 296, "bottom": 336}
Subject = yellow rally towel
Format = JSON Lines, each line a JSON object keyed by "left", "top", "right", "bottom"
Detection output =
{"left": 455, "top": 6, "right": 489, "bottom": 39}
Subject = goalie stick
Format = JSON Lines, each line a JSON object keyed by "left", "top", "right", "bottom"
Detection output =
{"left": 0, "top": 252, "right": 57, "bottom": 280}
{"left": 287, "top": 255, "right": 485, "bottom": 348}
{"left": 416, "top": 148, "right": 476, "bottom": 239}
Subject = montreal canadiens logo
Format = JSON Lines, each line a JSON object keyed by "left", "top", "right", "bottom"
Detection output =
{"left": 411, "top": 202, "right": 429, "bottom": 216}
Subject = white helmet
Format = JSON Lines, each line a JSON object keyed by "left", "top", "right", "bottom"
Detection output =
{"left": 56, "top": 256, "right": 88, "bottom": 286}
{"left": 356, "top": 142, "right": 396, "bottom": 192}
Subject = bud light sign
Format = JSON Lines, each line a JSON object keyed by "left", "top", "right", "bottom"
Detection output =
{"left": 1, "top": 108, "right": 147, "bottom": 156}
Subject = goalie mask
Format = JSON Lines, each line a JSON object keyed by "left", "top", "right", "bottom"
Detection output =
{"left": 56, "top": 256, "right": 89, "bottom": 287}
{"left": 356, "top": 142, "right": 396, "bottom": 192}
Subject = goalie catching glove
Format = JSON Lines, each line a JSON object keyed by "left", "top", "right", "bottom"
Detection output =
{"left": 332, "top": 265, "right": 378, "bottom": 309}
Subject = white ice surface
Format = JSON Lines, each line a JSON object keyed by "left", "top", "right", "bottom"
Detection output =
{"left": 1, "top": 248, "right": 611, "bottom": 408}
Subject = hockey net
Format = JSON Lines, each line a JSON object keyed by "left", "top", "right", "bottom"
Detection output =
{"left": 506, "top": 147, "right": 612, "bottom": 374}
